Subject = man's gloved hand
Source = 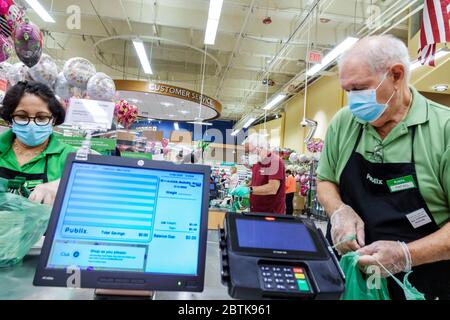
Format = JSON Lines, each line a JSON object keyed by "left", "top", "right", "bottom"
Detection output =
{"left": 330, "top": 204, "right": 365, "bottom": 255}
{"left": 357, "top": 241, "right": 412, "bottom": 278}
{"left": 29, "top": 179, "right": 60, "bottom": 206}
{"left": 230, "top": 186, "right": 250, "bottom": 197}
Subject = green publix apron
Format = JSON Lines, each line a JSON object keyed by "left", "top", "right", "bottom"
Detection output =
{"left": 0, "top": 154, "right": 50, "bottom": 192}
{"left": 326, "top": 125, "right": 450, "bottom": 300}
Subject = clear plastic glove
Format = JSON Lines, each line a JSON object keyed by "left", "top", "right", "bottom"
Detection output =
{"left": 29, "top": 180, "right": 60, "bottom": 206}
{"left": 330, "top": 204, "right": 365, "bottom": 255}
{"left": 230, "top": 186, "right": 250, "bottom": 197}
{"left": 357, "top": 241, "right": 412, "bottom": 278}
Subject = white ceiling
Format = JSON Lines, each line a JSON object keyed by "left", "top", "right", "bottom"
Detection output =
{"left": 18, "top": 0, "right": 410, "bottom": 120}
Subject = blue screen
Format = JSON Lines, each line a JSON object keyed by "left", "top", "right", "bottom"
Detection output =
{"left": 236, "top": 219, "right": 317, "bottom": 252}
{"left": 46, "top": 163, "right": 204, "bottom": 276}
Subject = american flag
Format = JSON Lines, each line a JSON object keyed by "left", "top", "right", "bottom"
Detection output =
{"left": 418, "top": 0, "right": 450, "bottom": 66}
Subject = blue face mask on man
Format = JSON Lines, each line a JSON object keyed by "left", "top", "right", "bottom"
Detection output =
{"left": 12, "top": 122, "right": 53, "bottom": 147}
{"left": 347, "top": 73, "right": 396, "bottom": 123}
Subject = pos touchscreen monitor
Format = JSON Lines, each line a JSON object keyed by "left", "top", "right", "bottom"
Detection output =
{"left": 34, "top": 154, "right": 211, "bottom": 292}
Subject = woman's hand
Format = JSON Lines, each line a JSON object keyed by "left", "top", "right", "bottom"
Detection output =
{"left": 29, "top": 179, "right": 60, "bottom": 206}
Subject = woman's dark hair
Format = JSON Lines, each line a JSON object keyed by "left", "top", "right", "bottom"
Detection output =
{"left": 0, "top": 81, "right": 66, "bottom": 125}
{"left": 286, "top": 169, "right": 292, "bottom": 175}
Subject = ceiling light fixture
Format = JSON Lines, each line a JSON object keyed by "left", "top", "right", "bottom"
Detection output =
{"left": 243, "top": 117, "right": 256, "bottom": 129}
{"left": 263, "top": 94, "right": 286, "bottom": 111}
{"left": 132, "top": 39, "right": 153, "bottom": 74}
{"left": 204, "top": 0, "right": 224, "bottom": 45}
{"left": 433, "top": 84, "right": 448, "bottom": 92}
{"left": 25, "top": 0, "right": 55, "bottom": 23}
{"left": 231, "top": 129, "right": 241, "bottom": 136}
{"left": 174, "top": 122, "right": 180, "bottom": 130}
{"left": 306, "top": 36, "right": 359, "bottom": 77}
{"left": 188, "top": 121, "right": 213, "bottom": 126}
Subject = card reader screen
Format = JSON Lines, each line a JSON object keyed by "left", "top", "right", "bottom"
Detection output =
{"left": 235, "top": 219, "right": 317, "bottom": 252}
{"left": 45, "top": 162, "right": 204, "bottom": 276}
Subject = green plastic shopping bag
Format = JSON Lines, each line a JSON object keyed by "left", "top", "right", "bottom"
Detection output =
{"left": 340, "top": 251, "right": 426, "bottom": 300}
{"left": 0, "top": 178, "right": 52, "bottom": 268}
{"left": 340, "top": 252, "right": 391, "bottom": 300}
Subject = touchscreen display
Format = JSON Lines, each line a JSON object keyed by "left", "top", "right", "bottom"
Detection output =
{"left": 235, "top": 219, "right": 317, "bottom": 252}
{"left": 46, "top": 163, "right": 204, "bottom": 276}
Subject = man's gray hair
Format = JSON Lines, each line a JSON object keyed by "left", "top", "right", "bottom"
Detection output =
{"left": 244, "top": 133, "right": 270, "bottom": 150}
{"left": 339, "top": 35, "right": 411, "bottom": 81}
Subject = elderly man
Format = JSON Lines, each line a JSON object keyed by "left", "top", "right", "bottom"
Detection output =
{"left": 231, "top": 133, "right": 286, "bottom": 214}
{"left": 317, "top": 35, "right": 450, "bottom": 300}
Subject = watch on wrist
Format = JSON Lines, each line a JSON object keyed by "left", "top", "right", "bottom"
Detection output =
{"left": 249, "top": 187, "right": 254, "bottom": 194}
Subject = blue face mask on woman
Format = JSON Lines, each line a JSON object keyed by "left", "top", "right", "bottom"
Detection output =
{"left": 347, "top": 73, "right": 396, "bottom": 123}
{"left": 12, "top": 122, "right": 53, "bottom": 147}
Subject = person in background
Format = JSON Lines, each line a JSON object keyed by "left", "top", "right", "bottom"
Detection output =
{"left": 0, "top": 81, "right": 75, "bottom": 205}
{"left": 285, "top": 169, "right": 296, "bottom": 216}
{"left": 317, "top": 35, "right": 450, "bottom": 299}
{"left": 231, "top": 133, "right": 286, "bottom": 214}
{"left": 228, "top": 166, "right": 240, "bottom": 189}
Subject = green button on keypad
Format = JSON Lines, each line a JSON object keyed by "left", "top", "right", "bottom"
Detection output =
{"left": 297, "top": 280, "right": 310, "bottom": 292}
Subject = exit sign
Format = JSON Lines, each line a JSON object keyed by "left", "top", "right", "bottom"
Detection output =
{"left": 309, "top": 50, "right": 322, "bottom": 64}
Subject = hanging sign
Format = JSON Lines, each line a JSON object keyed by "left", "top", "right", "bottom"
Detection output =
{"left": 64, "top": 99, "right": 115, "bottom": 130}
{"left": 309, "top": 50, "right": 323, "bottom": 64}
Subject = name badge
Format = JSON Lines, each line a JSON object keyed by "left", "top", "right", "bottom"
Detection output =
{"left": 406, "top": 208, "right": 432, "bottom": 229}
{"left": 386, "top": 175, "right": 416, "bottom": 193}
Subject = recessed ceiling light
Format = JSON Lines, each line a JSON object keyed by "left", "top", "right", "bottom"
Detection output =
{"left": 168, "top": 114, "right": 175, "bottom": 118}
{"left": 179, "top": 110, "right": 189, "bottom": 115}
{"left": 130, "top": 98, "right": 140, "bottom": 104}
{"left": 433, "top": 84, "right": 448, "bottom": 92}
{"left": 161, "top": 102, "right": 174, "bottom": 107}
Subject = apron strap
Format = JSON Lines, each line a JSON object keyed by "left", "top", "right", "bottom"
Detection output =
{"left": 411, "top": 126, "right": 416, "bottom": 164}
{"left": 352, "top": 125, "right": 364, "bottom": 153}
{"left": 43, "top": 154, "right": 50, "bottom": 183}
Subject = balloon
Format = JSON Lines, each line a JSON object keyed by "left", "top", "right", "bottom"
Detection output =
{"left": 289, "top": 152, "right": 298, "bottom": 163}
{"left": 86, "top": 72, "right": 115, "bottom": 101}
{"left": 0, "top": 0, "right": 13, "bottom": 16}
{"left": 161, "top": 139, "right": 169, "bottom": 148}
{"left": 114, "top": 100, "right": 138, "bottom": 129}
{"left": 54, "top": 72, "right": 77, "bottom": 100}
{"left": 28, "top": 54, "right": 58, "bottom": 87}
{"left": 13, "top": 20, "right": 43, "bottom": 67}
{"left": 6, "top": 4, "right": 24, "bottom": 28}
{"left": 63, "top": 57, "right": 96, "bottom": 89}
{"left": 0, "top": 61, "right": 12, "bottom": 78}
{"left": 163, "top": 147, "right": 170, "bottom": 156}
{"left": 298, "top": 154, "right": 309, "bottom": 163}
{"left": 0, "top": 34, "right": 12, "bottom": 63}
{"left": 7, "top": 62, "right": 28, "bottom": 86}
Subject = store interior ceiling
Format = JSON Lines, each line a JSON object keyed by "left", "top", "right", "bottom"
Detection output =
{"left": 18, "top": 0, "right": 448, "bottom": 122}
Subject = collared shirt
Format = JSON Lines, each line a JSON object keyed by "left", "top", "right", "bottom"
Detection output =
{"left": 317, "top": 87, "right": 450, "bottom": 226}
{"left": 0, "top": 130, "right": 76, "bottom": 183}
{"left": 250, "top": 153, "right": 286, "bottom": 214}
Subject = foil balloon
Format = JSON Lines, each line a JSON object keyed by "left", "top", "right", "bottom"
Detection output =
{"left": 63, "top": 57, "right": 96, "bottom": 89}
{"left": 28, "top": 54, "right": 58, "bottom": 87}
{"left": 86, "top": 72, "right": 116, "bottom": 101}
{"left": 53, "top": 72, "right": 76, "bottom": 100}
{"left": 7, "top": 62, "right": 28, "bottom": 86}
{"left": 0, "top": 61, "right": 12, "bottom": 78}
{"left": 0, "top": 0, "right": 13, "bottom": 16}
{"left": 0, "top": 34, "right": 12, "bottom": 63}
{"left": 161, "top": 139, "right": 169, "bottom": 148}
{"left": 6, "top": 4, "right": 24, "bottom": 29}
{"left": 13, "top": 20, "right": 43, "bottom": 67}
{"left": 288, "top": 152, "right": 298, "bottom": 164}
{"left": 114, "top": 100, "right": 138, "bottom": 129}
